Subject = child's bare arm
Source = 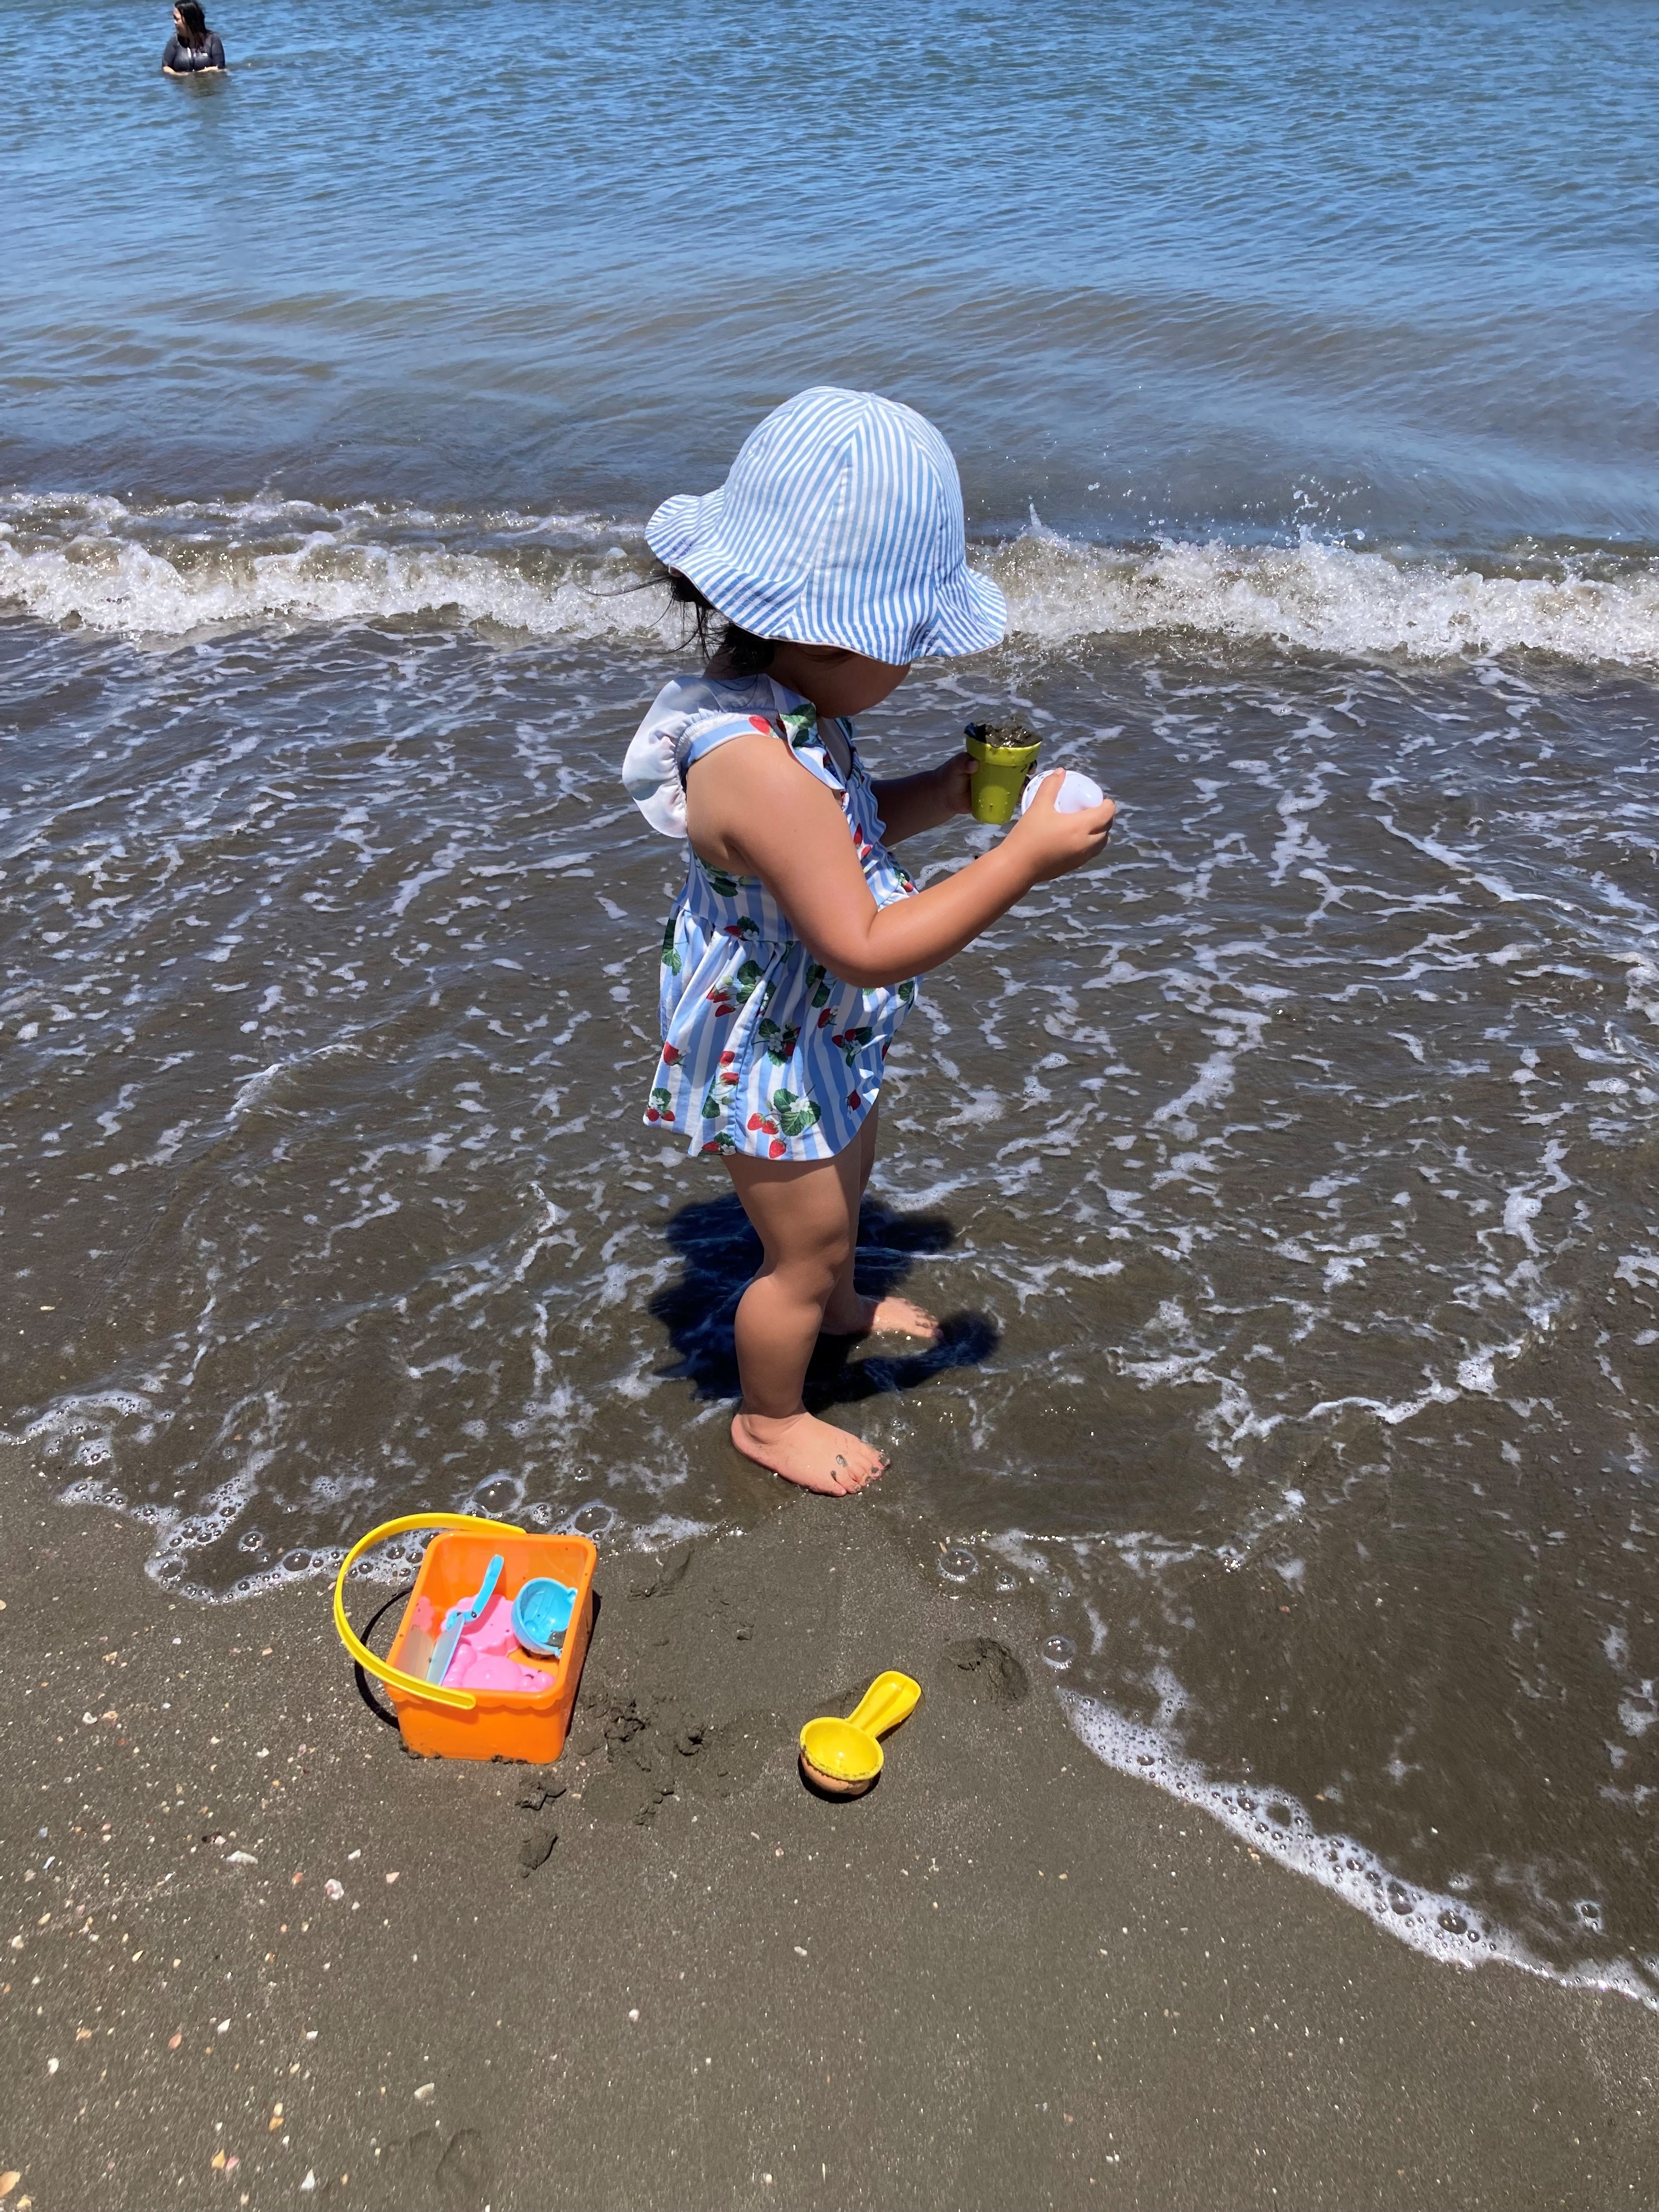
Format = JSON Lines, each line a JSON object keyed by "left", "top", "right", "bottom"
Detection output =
{"left": 869, "top": 754, "right": 974, "bottom": 843}
{"left": 686, "top": 735, "right": 1113, "bottom": 990}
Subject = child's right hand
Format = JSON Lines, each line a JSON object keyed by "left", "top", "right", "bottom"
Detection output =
{"left": 1002, "top": 772, "right": 1116, "bottom": 883}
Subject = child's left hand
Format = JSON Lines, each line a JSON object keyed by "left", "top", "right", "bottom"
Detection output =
{"left": 870, "top": 752, "right": 977, "bottom": 843}
{"left": 934, "top": 751, "right": 977, "bottom": 817}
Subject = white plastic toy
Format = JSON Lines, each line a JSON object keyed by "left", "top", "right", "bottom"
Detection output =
{"left": 1020, "top": 767, "right": 1105, "bottom": 816}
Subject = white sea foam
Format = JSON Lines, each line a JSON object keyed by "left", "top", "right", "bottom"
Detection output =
{"left": 1061, "top": 1686, "right": 1659, "bottom": 2010}
{"left": 5, "top": 492, "right": 1659, "bottom": 665}
{"left": 0, "top": 533, "right": 667, "bottom": 645}
{"left": 988, "top": 525, "right": 1659, "bottom": 666}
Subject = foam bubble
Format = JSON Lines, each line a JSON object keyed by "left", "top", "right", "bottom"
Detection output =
{"left": 58, "top": 1476, "right": 124, "bottom": 1510}
{"left": 471, "top": 1472, "right": 524, "bottom": 1518}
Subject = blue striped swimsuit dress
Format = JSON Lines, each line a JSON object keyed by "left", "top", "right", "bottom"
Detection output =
{"left": 623, "top": 673, "right": 920, "bottom": 1161}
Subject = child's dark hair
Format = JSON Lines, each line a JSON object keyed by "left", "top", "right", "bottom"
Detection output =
{"left": 663, "top": 568, "right": 776, "bottom": 677}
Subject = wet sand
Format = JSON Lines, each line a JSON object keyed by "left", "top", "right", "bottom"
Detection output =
{"left": 3, "top": 1500, "right": 1658, "bottom": 2212}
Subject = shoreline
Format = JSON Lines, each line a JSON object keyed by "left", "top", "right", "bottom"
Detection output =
{"left": 4, "top": 1499, "right": 1658, "bottom": 2209}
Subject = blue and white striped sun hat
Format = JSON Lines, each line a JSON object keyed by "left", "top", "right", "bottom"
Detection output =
{"left": 646, "top": 386, "right": 1006, "bottom": 664}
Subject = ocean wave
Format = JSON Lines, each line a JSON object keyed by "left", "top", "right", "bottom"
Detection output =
{"left": 0, "top": 490, "right": 665, "bottom": 645}
{"left": 4, "top": 490, "right": 1659, "bottom": 665}
{"left": 1062, "top": 1685, "right": 1659, "bottom": 2011}
{"left": 989, "top": 524, "right": 1659, "bottom": 665}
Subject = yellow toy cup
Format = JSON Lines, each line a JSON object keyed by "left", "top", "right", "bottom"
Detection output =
{"left": 965, "top": 724, "right": 1041, "bottom": 826}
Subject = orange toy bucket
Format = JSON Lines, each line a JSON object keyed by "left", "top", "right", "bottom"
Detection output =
{"left": 332, "top": 1513, "right": 597, "bottom": 1763}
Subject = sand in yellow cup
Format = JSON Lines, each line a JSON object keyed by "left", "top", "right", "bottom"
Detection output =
{"left": 965, "top": 724, "right": 1042, "bottom": 826}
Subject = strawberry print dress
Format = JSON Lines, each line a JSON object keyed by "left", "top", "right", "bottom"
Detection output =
{"left": 620, "top": 673, "right": 920, "bottom": 1161}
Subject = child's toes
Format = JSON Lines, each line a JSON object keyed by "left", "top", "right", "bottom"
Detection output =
{"left": 833, "top": 1440, "right": 886, "bottom": 1492}
{"left": 730, "top": 1411, "right": 887, "bottom": 1496}
{"left": 867, "top": 1295, "right": 943, "bottom": 1342}
{"left": 820, "top": 1295, "right": 942, "bottom": 1343}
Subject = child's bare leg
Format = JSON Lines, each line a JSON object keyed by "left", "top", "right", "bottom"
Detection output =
{"left": 724, "top": 1145, "right": 888, "bottom": 1495}
{"left": 820, "top": 1105, "right": 942, "bottom": 1342}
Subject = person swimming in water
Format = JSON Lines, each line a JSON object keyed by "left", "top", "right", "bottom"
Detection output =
{"left": 162, "top": 2, "right": 227, "bottom": 74}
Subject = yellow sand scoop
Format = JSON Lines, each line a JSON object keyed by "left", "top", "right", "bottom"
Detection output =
{"left": 798, "top": 1669, "right": 921, "bottom": 1797}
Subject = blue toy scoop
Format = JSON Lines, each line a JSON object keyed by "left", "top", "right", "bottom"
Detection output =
{"left": 426, "top": 1553, "right": 504, "bottom": 1685}
{"left": 512, "top": 1576, "right": 577, "bottom": 1658}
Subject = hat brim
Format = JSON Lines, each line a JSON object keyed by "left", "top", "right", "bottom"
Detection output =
{"left": 646, "top": 487, "right": 1008, "bottom": 663}
{"left": 916, "top": 563, "right": 1007, "bottom": 659}
{"left": 645, "top": 488, "right": 724, "bottom": 577}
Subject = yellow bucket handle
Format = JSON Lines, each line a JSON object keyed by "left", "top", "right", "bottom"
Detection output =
{"left": 331, "top": 1510, "right": 526, "bottom": 1713}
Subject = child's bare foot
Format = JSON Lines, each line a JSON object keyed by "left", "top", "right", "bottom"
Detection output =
{"left": 820, "top": 1293, "right": 943, "bottom": 1344}
{"left": 730, "top": 1409, "right": 887, "bottom": 1495}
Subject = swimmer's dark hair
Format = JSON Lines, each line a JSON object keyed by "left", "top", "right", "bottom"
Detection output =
{"left": 662, "top": 568, "right": 776, "bottom": 678}
{"left": 175, "top": 1, "right": 211, "bottom": 44}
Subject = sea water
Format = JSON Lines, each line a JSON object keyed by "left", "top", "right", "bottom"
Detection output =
{"left": 4, "top": 0, "right": 1659, "bottom": 2001}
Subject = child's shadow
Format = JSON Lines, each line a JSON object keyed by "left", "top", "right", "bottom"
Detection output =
{"left": 650, "top": 1191, "right": 997, "bottom": 1407}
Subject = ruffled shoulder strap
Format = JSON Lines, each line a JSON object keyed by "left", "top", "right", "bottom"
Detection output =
{"left": 620, "top": 686, "right": 768, "bottom": 840}
{"left": 620, "top": 676, "right": 849, "bottom": 837}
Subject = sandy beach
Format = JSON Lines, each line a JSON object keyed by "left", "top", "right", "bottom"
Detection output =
{"left": 5, "top": 1498, "right": 1657, "bottom": 2210}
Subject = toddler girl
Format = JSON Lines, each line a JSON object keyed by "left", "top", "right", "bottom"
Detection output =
{"left": 623, "top": 387, "right": 1114, "bottom": 1496}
